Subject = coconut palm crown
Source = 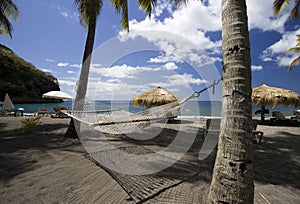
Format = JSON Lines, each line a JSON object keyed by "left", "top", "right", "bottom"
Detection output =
{"left": 0, "top": 0, "right": 19, "bottom": 38}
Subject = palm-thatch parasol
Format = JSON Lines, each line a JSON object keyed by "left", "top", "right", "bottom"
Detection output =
{"left": 132, "top": 86, "right": 179, "bottom": 108}
{"left": 252, "top": 84, "right": 300, "bottom": 121}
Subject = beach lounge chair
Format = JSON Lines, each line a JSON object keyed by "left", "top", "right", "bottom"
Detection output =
{"left": 51, "top": 106, "right": 69, "bottom": 118}
{"left": 294, "top": 110, "right": 300, "bottom": 119}
{"left": 37, "top": 108, "right": 48, "bottom": 116}
{"left": 291, "top": 110, "right": 300, "bottom": 122}
{"left": 252, "top": 119, "right": 263, "bottom": 144}
{"left": 271, "top": 111, "right": 289, "bottom": 123}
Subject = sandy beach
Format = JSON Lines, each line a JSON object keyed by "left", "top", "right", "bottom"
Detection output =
{"left": 0, "top": 116, "right": 300, "bottom": 203}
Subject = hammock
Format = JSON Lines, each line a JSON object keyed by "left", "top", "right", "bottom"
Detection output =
{"left": 62, "top": 78, "right": 222, "bottom": 134}
{"left": 62, "top": 93, "right": 195, "bottom": 134}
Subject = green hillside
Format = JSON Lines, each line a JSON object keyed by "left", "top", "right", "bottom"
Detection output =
{"left": 0, "top": 44, "right": 60, "bottom": 103}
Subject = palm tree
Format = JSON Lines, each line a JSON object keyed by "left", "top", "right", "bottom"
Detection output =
{"left": 66, "top": 0, "right": 129, "bottom": 138}
{"left": 0, "top": 0, "right": 19, "bottom": 38}
{"left": 273, "top": 0, "right": 300, "bottom": 72}
{"left": 207, "top": 0, "right": 254, "bottom": 202}
{"left": 66, "top": 0, "right": 154, "bottom": 137}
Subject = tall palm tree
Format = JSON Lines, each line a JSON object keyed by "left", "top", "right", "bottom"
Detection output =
{"left": 67, "top": 0, "right": 156, "bottom": 137}
{"left": 207, "top": 0, "right": 254, "bottom": 202}
{"left": 0, "top": 0, "right": 19, "bottom": 38}
{"left": 66, "top": 0, "right": 129, "bottom": 137}
{"left": 274, "top": 0, "right": 300, "bottom": 72}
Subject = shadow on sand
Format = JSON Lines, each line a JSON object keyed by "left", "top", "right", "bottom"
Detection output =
{"left": 253, "top": 129, "right": 300, "bottom": 190}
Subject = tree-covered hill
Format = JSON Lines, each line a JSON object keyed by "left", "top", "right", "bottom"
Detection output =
{"left": 0, "top": 44, "right": 60, "bottom": 103}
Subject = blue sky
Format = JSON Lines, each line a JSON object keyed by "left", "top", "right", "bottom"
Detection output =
{"left": 0, "top": 0, "right": 299, "bottom": 101}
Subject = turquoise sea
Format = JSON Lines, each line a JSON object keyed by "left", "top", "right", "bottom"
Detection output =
{"left": 11, "top": 101, "right": 298, "bottom": 117}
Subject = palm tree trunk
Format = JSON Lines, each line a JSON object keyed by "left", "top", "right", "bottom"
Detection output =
{"left": 208, "top": 0, "right": 254, "bottom": 203}
{"left": 66, "top": 0, "right": 97, "bottom": 138}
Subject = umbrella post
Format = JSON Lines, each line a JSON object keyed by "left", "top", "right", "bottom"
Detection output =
{"left": 261, "top": 106, "right": 265, "bottom": 122}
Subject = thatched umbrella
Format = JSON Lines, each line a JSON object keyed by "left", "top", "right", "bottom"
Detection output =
{"left": 132, "top": 86, "right": 179, "bottom": 108}
{"left": 252, "top": 84, "right": 300, "bottom": 121}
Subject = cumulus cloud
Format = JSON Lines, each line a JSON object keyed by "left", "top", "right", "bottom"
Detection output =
{"left": 70, "top": 64, "right": 81, "bottom": 68}
{"left": 57, "top": 62, "right": 70, "bottom": 67}
{"left": 58, "top": 79, "right": 76, "bottom": 86}
{"left": 246, "top": 0, "right": 289, "bottom": 32}
{"left": 158, "top": 73, "right": 207, "bottom": 88}
{"left": 251, "top": 65, "right": 263, "bottom": 71}
{"left": 41, "top": 68, "right": 52, "bottom": 73}
{"left": 90, "top": 64, "right": 161, "bottom": 79}
{"left": 163, "top": 62, "right": 178, "bottom": 70}
{"left": 67, "top": 70, "right": 76, "bottom": 74}
{"left": 118, "top": 0, "right": 292, "bottom": 70}
{"left": 261, "top": 28, "right": 300, "bottom": 67}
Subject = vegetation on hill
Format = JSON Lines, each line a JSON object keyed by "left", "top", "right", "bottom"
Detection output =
{"left": 0, "top": 44, "right": 60, "bottom": 103}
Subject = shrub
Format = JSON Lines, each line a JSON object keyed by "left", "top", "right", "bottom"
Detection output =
{"left": 21, "top": 116, "right": 41, "bottom": 134}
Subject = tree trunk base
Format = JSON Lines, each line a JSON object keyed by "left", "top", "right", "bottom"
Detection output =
{"left": 65, "top": 118, "right": 79, "bottom": 139}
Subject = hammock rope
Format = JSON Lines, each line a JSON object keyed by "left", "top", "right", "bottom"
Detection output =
{"left": 63, "top": 78, "right": 222, "bottom": 134}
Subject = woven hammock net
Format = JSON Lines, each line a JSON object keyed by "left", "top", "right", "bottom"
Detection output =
{"left": 62, "top": 93, "right": 196, "bottom": 134}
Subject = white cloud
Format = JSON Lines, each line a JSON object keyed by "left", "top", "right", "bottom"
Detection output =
{"left": 261, "top": 28, "right": 300, "bottom": 67}
{"left": 251, "top": 65, "right": 263, "bottom": 71}
{"left": 57, "top": 6, "right": 78, "bottom": 20}
{"left": 58, "top": 79, "right": 76, "bottom": 86}
{"left": 163, "top": 62, "right": 178, "bottom": 70}
{"left": 57, "top": 62, "right": 70, "bottom": 67}
{"left": 246, "top": 0, "right": 289, "bottom": 32}
{"left": 60, "top": 12, "right": 69, "bottom": 18}
{"left": 67, "top": 70, "right": 76, "bottom": 74}
{"left": 90, "top": 64, "right": 161, "bottom": 79}
{"left": 165, "top": 73, "right": 207, "bottom": 86}
{"left": 70, "top": 64, "right": 81, "bottom": 68}
{"left": 45, "top": 58, "right": 55, "bottom": 62}
{"left": 41, "top": 68, "right": 52, "bottom": 73}
{"left": 117, "top": 0, "right": 292, "bottom": 69}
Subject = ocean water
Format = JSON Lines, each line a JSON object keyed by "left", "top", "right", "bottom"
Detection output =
{"left": 12, "top": 101, "right": 298, "bottom": 117}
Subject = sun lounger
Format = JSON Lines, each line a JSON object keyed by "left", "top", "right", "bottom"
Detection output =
{"left": 37, "top": 108, "right": 48, "bottom": 116}
{"left": 272, "top": 111, "right": 288, "bottom": 120}
{"left": 294, "top": 110, "right": 300, "bottom": 119}
{"left": 270, "top": 111, "right": 289, "bottom": 123}
{"left": 51, "top": 106, "right": 69, "bottom": 118}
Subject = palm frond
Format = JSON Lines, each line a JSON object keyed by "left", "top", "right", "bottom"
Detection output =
{"left": 286, "top": 47, "right": 300, "bottom": 53}
{"left": 120, "top": 1, "right": 129, "bottom": 31}
{"left": 287, "top": 56, "right": 300, "bottom": 72}
{"left": 74, "top": 0, "right": 102, "bottom": 29}
{"left": 285, "top": 34, "right": 300, "bottom": 53}
{"left": 0, "top": 0, "right": 19, "bottom": 38}
{"left": 0, "top": 0, "right": 19, "bottom": 20}
{"left": 291, "top": 0, "right": 300, "bottom": 18}
{"left": 138, "top": 0, "right": 156, "bottom": 17}
{"left": 273, "top": 0, "right": 290, "bottom": 15}
{"left": 109, "top": 0, "right": 129, "bottom": 31}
